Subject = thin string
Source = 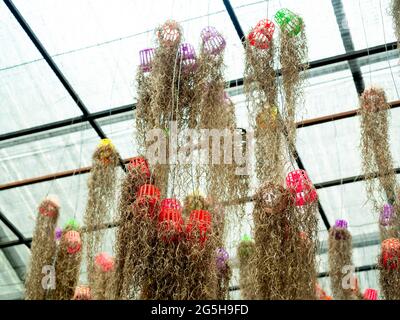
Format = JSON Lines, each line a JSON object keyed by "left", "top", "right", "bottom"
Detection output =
{"left": 73, "top": 121, "right": 86, "bottom": 220}
{"left": 379, "top": 0, "right": 400, "bottom": 99}
{"left": 359, "top": 0, "right": 373, "bottom": 87}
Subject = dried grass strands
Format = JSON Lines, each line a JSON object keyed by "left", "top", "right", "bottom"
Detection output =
{"left": 84, "top": 139, "right": 119, "bottom": 289}
{"left": 359, "top": 87, "right": 398, "bottom": 210}
{"left": 244, "top": 35, "right": 284, "bottom": 184}
{"left": 180, "top": 226, "right": 219, "bottom": 300}
{"left": 197, "top": 50, "right": 249, "bottom": 216}
{"left": 391, "top": 0, "right": 400, "bottom": 48}
{"left": 135, "top": 69, "right": 154, "bottom": 153}
{"left": 237, "top": 238, "right": 256, "bottom": 299}
{"left": 146, "top": 21, "right": 182, "bottom": 196}
{"left": 328, "top": 224, "right": 358, "bottom": 300}
{"left": 92, "top": 253, "right": 115, "bottom": 300}
{"left": 283, "top": 171, "right": 319, "bottom": 300}
{"left": 120, "top": 201, "right": 159, "bottom": 299}
{"left": 144, "top": 208, "right": 218, "bottom": 300}
{"left": 279, "top": 29, "right": 308, "bottom": 153}
{"left": 378, "top": 238, "right": 400, "bottom": 300}
{"left": 252, "top": 184, "right": 290, "bottom": 299}
{"left": 110, "top": 160, "right": 150, "bottom": 299}
{"left": 50, "top": 228, "right": 82, "bottom": 300}
{"left": 25, "top": 196, "right": 60, "bottom": 300}
{"left": 280, "top": 202, "right": 318, "bottom": 300}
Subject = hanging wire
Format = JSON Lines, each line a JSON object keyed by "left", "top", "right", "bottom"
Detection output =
{"left": 359, "top": 0, "right": 373, "bottom": 87}
{"left": 379, "top": 0, "right": 400, "bottom": 99}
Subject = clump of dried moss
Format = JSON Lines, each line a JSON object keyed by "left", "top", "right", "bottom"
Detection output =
{"left": 84, "top": 139, "right": 119, "bottom": 290}
{"left": 237, "top": 237, "right": 256, "bottom": 299}
{"left": 25, "top": 196, "right": 60, "bottom": 300}
{"left": 359, "top": 87, "right": 398, "bottom": 210}
{"left": 50, "top": 223, "right": 82, "bottom": 300}
{"left": 328, "top": 226, "right": 359, "bottom": 300}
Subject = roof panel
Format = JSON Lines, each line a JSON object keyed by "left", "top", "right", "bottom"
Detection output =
{"left": 0, "top": 60, "right": 82, "bottom": 135}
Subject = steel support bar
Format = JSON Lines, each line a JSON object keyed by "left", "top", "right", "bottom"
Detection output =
{"left": 331, "top": 0, "right": 365, "bottom": 95}
{"left": 0, "top": 43, "right": 397, "bottom": 143}
{"left": 0, "top": 209, "right": 30, "bottom": 249}
{"left": 3, "top": 0, "right": 127, "bottom": 171}
{"left": 0, "top": 104, "right": 135, "bottom": 142}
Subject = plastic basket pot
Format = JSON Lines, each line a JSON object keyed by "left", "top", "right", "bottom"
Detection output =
{"left": 136, "top": 184, "right": 161, "bottom": 218}
{"left": 257, "top": 182, "right": 288, "bottom": 213}
{"left": 64, "top": 230, "right": 82, "bottom": 254}
{"left": 248, "top": 19, "right": 275, "bottom": 49}
{"left": 95, "top": 252, "right": 115, "bottom": 272}
{"left": 331, "top": 221, "right": 349, "bottom": 240}
{"left": 161, "top": 198, "right": 182, "bottom": 210}
{"left": 179, "top": 43, "right": 197, "bottom": 72}
{"left": 216, "top": 247, "right": 229, "bottom": 272}
{"left": 97, "top": 138, "right": 115, "bottom": 164}
{"left": 38, "top": 196, "right": 60, "bottom": 217}
{"left": 335, "top": 219, "right": 348, "bottom": 229}
{"left": 379, "top": 204, "right": 395, "bottom": 227}
{"left": 186, "top": 209, "right": 212, "bottom": 244}
{"left": 158, "top": 207, "right": 184, "bottom": 242}
{"left": 200, "top": 26, "right": 226, "bottom": 55}
{"left": 274, "top": 8, "right": 304, "bottom": 36}
{"left": 139, "top": 48, "right": 155, "bottom": 73}
{"left": 361, "top": 87, "right": 387, "bottom": 112}
{"left": 128, "top": 156, "right": 151, "bottom": 178}
{"left": 363, "top": 288, "right": 378, "bottom": 300}
{"left": 157, "top": 20, "right": 181, "bottom": 46}
{"left": 285, "top": 170, "right": 317, "bottom": 206}
{"left": 381, "top": 238, "right": 400, "bottom": 270}
{"left": 73, "top": 286, "right": 91, "bottom": 300}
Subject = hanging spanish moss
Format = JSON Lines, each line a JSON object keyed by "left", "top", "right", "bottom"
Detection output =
{"left": 215, "top": 248, "right": 231, "bottom": 300}
{"left": 72, "top": 285, "right": 91, "bottom": 300}
{"left": 25, "top": 196, "right": 60, "bottom": 300}
{"left": 284, "top": 170, "right": 318, "bottom": 300}
{"left": 114, "top": 177, "right": 159, "bottom": 299}
{"left": 181, "top": 209, "right": 219, "bottom": 299}
{"left": 195, "top": 27, "right": 249, "bottom": 216}
{"left": 359, "top": 87, "right": 398, "bottom": 210}
{"left": 50, "top": 221, "right": 82, "bottom": 300}
{"left": 391, "top": 0, "right": 400, "bottom": 49}
{"left": 145, "top": 203, "right": 218, "bottom": 300}
{"left": 136, "top": 49, "right": 155, "bottom": 152}
{"left": 244, "top": 19, "right": 284, "bottom": 183}
{"left": 237, "top": 236, "right": 256, "bottom": 299}
{"left": 110, "top": 157, "right": 151, "bottom": 299}
{"left": 252, "top": 171, "right": 318, "bottom": 300}
{"left": 92, "top": 252, "right": 115, "bottom": 300}
{"left": 84, "top": 138, "right": 119, "bottom": 290}
{"left": 252, "top": 182, "right": 290, "bottom": 299}
{"left": 378, "top": 238, "right": 400, "bottom": 300}
{"left": 147, "top": 20, "right": 182, "bottom": 196}
{"left": 276, "top": 9, "right": 308, "bottom": 153}
{"left": 328, "top": 220, "right": 358, "bottom": 300}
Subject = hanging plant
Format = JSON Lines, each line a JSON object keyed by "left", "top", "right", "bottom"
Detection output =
{"left": 328, "top": 220, "right": 359, "bottom": 300}
{"left": 50, "top": 227, "right": 82, "bottom": 300}
{"left": 25, "top": 195, "right": 60, "bottom": 300}
{"left": 379, "top": 238, "right": 400, "bottom": 300}
{"left": 84, "top": 138, "right": 119, "bottom": 291}
{"left": 276, "top": 8, "right": 308, "bottom": 154}
{"left": 237, "top": 236, "right": 256, "bottom": 299}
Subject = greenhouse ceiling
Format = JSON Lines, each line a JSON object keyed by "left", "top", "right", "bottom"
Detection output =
{"left": 0, "top": 0, "right": 399, "bottom": 299}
